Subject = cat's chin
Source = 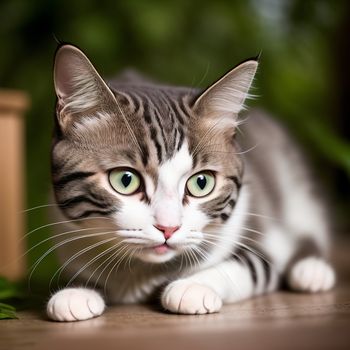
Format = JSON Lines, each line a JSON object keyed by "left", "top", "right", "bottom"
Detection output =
{"left": 135, "top": 247, "right": 178, "bottom": 263}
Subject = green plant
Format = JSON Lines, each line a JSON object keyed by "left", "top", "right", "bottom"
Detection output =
{"left": 0, "top": 277, "right": 26, "bottom": 320}
{"left": 0, "top": 303, "right": 17, "bottom": 320}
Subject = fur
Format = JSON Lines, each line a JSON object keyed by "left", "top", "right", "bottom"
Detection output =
{"left": 46, "top": 45, "right": 335, "bottom": 321}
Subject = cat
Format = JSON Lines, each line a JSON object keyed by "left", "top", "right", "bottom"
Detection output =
{"left": 46, "top": 44, "right": 335, "bottom": 321}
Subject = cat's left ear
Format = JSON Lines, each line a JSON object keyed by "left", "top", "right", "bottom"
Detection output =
{"left": 193, "top": 59, "right": 258, "bottom": 122}
{"left": 54, "top": 44, "right": 117, "bottom": 128}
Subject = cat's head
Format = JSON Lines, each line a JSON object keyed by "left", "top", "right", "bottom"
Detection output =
{"left": 52, "top": 44, "right": 257, "bottom": 264}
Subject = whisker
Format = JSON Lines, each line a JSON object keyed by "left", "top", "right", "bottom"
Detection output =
{"left": 178, "top": 251, "right": 184, "bottom": 272}
{"left": 92, "top": 245, "right": 128, "bottom": 288}
{"left": 190, "top": 61, "right": 210, "bottom": 91}
{"left": 22, "top": 226, "right": 112, "bottom": 259}
{"left": 103, "top": 244, "right": 132, "bottom": 294}
{"left": 193, "top": 245, "right": 243, "bottom": 298}
{"left": 201, "top": 233, "right": 273, "bottom": 267}
{"left": 85, "top": 251, "right": 114, "bottom": 288}
{"left": 194, "top": 143, "right": 260, "bottom": 156}
{"left": 204, "top": 225, "right": 266, "bottom": 237}
{"left": 28, "top": 231, "right": 117, "bottom": 288}
{"left": 188, "top": 247, "right": 201, "bottom": 269}
{"left": 49, "top": 236, "right": 118, "bottom": 290}
{"left": 22, "top": 216, "right": 113, "bottom": 241}
{"left": 243, "top": 212, "right": 277, "bottom": 220}
{"left": 203, "top": 232, "right": 266, "bottom": 246}
{"left": 22, "top": 203, "right": 59, "bottom": 213}
{"left": 183, "top": 249, "right": 192, "bottom": 271}
{"left": 235, "top": 241, "right": 273, "bottom": 267}
{"left": 66, "top": 240, "right": 125, "bottom": 287}
{"left": 191, "top": 116, "right": 229, "bottom": 157}
{"left": 233, "top": 143, "right": 260, "bottom": 155}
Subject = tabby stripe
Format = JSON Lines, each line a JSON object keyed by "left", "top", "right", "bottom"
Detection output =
{"left": 52, "top": 158, "right": 81, "bottom": 176}
{"left": 150, "top": 126, "right": 163, "bottom": 162}
{"left": 228, "top": 199, "right": 236, "bottom": 208}
{"left": 177, "top": 126, "right": 185, "bottom": 151}
{"left": 58, "top": 195, "right": 108, "bottom": 209}
{"left": 217, "top": 194, "right": 232, "bottom": 206}
{"left": 54, "top": 171, "right": 95, "bottom": 188}
{"left": 181, "top": 94, "right": 195, "bottom": 114}
{"left": 167, "top": 95, "right": 185, "bottom": 126}
{"left": 220, "top": 213, "right": 229, "bottom": 221}
{"left": 261, "top": 257, "right": 271, "bottom": 289}
{"left": 86, "top": 187, "right": 109, "bottom": 202}
{"left": 138, "top": 92, "right": 153, "bottom": 125}
{"left": 173, "top": 127, "right": 179, "bottom": 152}
{"left": 127, "top": 91, "right": 142, "bottom": 115}
{"left": 139, "top": 142, "right": 150, "bottom": 166}
{"left": 158, "top": 92, "right": 178, "bottom": 154}
{"left": 214, "top": 206, "right": 228, "bottom": 213}
{"left": 192, "top": 153, "right": 199, "bottom": 168}
{"left": 152, "top": 106, "right": 169, "bottom": 154}
{"left": 144, "top": 114, "right": 152, "bottom": 124}
{"left": 227, "top": 176, "right": 242, "bottom": 190}
{"left": 249, "top": 253, "right": 267, "bottom": 294}
{"left": 70, "top": 209, "right": 117, "bottom": 220}
{"left": 242, "top": 250, "right": 272, "bottom": 292}
{"left": 171, "top": 94, "right": 189, "bottom": 125}
{"left": 240, "top": 250, "right": 258, "bottom": 285}
{"left": 139, "top": 92, "right": 166, "bottom": 162}
{"left": 159, "top": 91, "right": 176, "bottom": 126}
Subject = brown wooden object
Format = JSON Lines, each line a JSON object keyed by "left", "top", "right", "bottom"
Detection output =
{"left": 0, "top": 89, "right": 30, "bottom": 280}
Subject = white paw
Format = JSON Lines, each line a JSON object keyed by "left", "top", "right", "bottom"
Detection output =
{"left": 161, "top": 280, "right": 222, "bottom": 315}
{"left": 288, "top": 257, "right": 335, "bottom": 293}
{"left": 47, "top": 288, "right": 105, "bottom": 322}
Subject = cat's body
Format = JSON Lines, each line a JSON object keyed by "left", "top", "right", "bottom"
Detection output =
{"left": 47, "top": 45, "right": 335, "bottom": 321}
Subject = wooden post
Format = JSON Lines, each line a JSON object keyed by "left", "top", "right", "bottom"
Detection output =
{"left": 0, "top": 90, "right": 30, "bottom": 280}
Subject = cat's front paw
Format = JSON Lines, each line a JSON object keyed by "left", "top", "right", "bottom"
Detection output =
{"left": 47, "top": 288, "right": 105, "bottom": 322}
{"left": 161, "top": 280, "right": 222, "bottom": 315}
{"left": 287, "top": 257, "right": 335, "bottom": 293}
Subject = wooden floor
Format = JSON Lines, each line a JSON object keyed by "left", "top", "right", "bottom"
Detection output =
{"left": 1, "top": 242, "right": 350, "bottom": 350}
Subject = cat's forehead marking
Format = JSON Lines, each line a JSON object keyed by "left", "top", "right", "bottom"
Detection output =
{"left": 157, "top": 142, "right": 192, "bottom": 191}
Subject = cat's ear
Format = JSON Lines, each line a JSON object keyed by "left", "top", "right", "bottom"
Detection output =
{"left": 54, "top": 44, "right": 116, "bottom": 128}
{"left": 193, "top": 59, "right": 258, "bottom": 122}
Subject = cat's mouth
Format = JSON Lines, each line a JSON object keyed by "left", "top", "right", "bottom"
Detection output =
{"left": 152, "top": 243, "right": 171, "bottom": 255}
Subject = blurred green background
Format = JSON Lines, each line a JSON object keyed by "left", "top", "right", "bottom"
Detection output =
{"left": 0, "top": 0, "right": 349, "bottom": 285}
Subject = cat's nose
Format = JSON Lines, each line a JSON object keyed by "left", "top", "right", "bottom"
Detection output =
{"left": 154, "top": 224, "right": 180, "bottom": 240}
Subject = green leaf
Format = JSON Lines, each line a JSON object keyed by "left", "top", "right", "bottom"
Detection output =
{"left": 0, "top": 303, "right": 18, "bottom": 319}
{"left": 0, "top": 302, "right": 16, "bottom": 311}
{"left": 0, "top": 312, "right": 18, "bottom": 320}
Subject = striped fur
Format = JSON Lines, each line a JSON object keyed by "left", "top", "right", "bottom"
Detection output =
{"left": 47, "top": 45, "right": 334, "bottom": 321}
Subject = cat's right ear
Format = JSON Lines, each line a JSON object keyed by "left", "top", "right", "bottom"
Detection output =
{"left": 54, "top": 44, "right": 116, "bottom": 128}
{"left": 193, "top": 59, "right": 258, "bottom": 129}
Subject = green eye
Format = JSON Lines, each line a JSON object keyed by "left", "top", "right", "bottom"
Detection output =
{"left": 186, "top": 171, "right": 215, "bottom": 197}
{"left": 109, "top": 168, "right": 141, "bottom": 195}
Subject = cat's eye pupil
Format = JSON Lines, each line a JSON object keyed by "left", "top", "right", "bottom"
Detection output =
{"left": 121, "top": 173, "right": 132, "bottom": 187}
{"left": 197, "top": 175, "right": 207, "bottom": 190}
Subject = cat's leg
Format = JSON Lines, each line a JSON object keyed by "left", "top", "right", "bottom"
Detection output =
{"left": 47, "top": 287, "right": 105, "bottom": 322}
{"left": 261, "top": 221, "right": 336, "bottom": 294}
{"left": 286, "top": 237, "right": 335, "bottom": 293}
{"left": 282, "top": 236, "right": 335, "bottom": 293}
{"left": 287, "top": 257, "right": 335, "bottom": 293}
{"left": 161, "top": 252, "right": 278, "bottom": 315}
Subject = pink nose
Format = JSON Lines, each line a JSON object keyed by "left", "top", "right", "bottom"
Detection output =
{"left": 154, "top": 224, "right": 180, "bottom": 239}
